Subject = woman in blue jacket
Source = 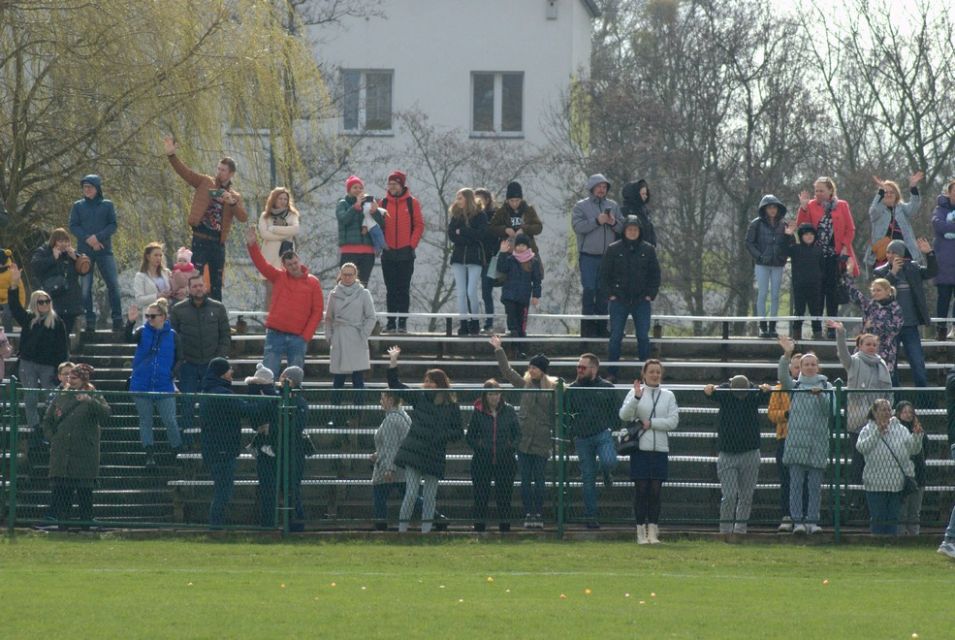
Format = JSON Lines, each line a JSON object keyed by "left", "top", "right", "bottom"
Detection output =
{"left": 125, "top": 298, "right": 180, "bottom": 467}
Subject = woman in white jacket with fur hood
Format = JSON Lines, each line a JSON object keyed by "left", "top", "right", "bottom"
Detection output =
{"left": 618, "top": 359, "right": 679, "bottom": 544}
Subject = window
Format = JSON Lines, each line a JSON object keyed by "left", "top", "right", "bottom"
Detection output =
{"left": 471, "top": 72, "right": 523, "bottom": 136}
{"left": 342, "top": 69, "right": 393, "bottom": 133}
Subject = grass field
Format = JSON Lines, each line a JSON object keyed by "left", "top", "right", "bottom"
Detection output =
{"left": 1, "top": 535, "right": 952, "bottom": 639}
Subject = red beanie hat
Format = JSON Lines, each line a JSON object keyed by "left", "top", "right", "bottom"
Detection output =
{"left": 387, "top": 171, "right": 407, "bottom": 188}
{"left": 345, "top": 175, "right": 364, "bottom": 192}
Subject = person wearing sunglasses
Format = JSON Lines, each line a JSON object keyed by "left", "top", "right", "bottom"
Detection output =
{"left": 7, "top": 263, "right": 70, "bottom": 462}
{"left": 126, "top": 298, "right": 181, "bottom": 468}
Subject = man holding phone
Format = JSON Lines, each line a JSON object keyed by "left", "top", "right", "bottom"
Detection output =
{"left": 163, "top": 136, "right": 248, "bottom": 302}
{"left": 572, "top": 174, "right": 623, "bottom": 338}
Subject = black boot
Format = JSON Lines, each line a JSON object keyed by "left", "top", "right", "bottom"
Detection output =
{"left": 768, "top": 321, "right": 778, "bottom": 338}
{"left": 144, "top": 446, "right": 156, "bottom": 468}
{"left": 758, "top": 321, "right": 769, "bottom": 338}
{"left": 469, "top": 319, "right": 481, "bottom": 336}
{"left": 457, "top": 321, "right": 469, "bottom": 337}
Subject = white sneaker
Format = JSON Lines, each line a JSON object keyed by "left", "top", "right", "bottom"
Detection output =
{"left": 636, "top": 524, "right": 649, "bottom": 545}
{"left": 807, "top": 524, "right": 823, "bottom": 535}
{"left": 523, "top": 514, "right": 533, "bottom": 529}
{"left": 793, "top": 523, "right": 806, "bottom": 534}
{"left": 777, "top": 517, "right": 793, "bottom": 533}
{"left": 937, "top": 541, "right": 955, "bottom": 559}
{"left": 948, "top": 328, "right": 955, "bottom": 340}
{"left": 647, "top": 523, "right": 661, "bottom": 544}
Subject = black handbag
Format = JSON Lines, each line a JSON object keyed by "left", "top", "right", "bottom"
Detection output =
{"left": 880, "top": 436, "right": 919, "bottom": 497}
{"left": 614, "top": 389, "right": 661, "bottom": 455}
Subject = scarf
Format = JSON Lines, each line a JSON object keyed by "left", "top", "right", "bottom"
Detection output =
{"left": 512, "top": 247, "right": 535, "bottom": 263}
{"left": 334, "top": 280, "right": 362, "bottom": 299}
{"left": 853, "top": 350, "right": 892, "bottom": 387}
{"left": 269, "top": 208, "right": 290, "bottom": 224}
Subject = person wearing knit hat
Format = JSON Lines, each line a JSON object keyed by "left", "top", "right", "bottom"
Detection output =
{"left": 704, "top": 375, "right": 772, "bottom": 534}
{"left": 379, "top": 172, "right": 424, "bottom": 333}
{"left": 495, "top": 230, "right": 543, "bottom": 357}
{"left": 244, "top": 362, "right": 274, "bottom": 386}
{"left": 336, "top": 174, "right": 381, "bottom": 285}
{"left": 169, "top": 246, "right": 197, "bottom": 301}
{"left": 528, "top": 353, "right": 549, "bottom": 374}
{"left": 280, "top": 365, "right": 305, "bottom": 387}
{"left": 489, "top": 180, "right": 543, "bottom": 254}
{"left": 873, "top": 235, "right": 937, "bottom": 388}
{"left": 198, "top": 354, "right": 260, "bottom": 528}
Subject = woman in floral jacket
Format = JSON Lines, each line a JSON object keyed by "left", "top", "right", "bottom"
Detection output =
{"left": 843, "top": 269, "right": 904, "bottom": 372}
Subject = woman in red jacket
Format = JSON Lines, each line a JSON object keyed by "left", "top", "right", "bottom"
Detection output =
{"left": 796, "top": 177, "right": 859, "bottom": 338}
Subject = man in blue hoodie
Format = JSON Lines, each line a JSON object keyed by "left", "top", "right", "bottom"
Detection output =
{"left": 572, "top": 174, "right": 623, "bottom": 338}
{"left": 68, "top": 175, "right": 123, "bottom": 332}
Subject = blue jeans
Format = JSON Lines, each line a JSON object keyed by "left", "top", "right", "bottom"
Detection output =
{"left": 945, "top": 502, "right": 955, "bottom": 541}
{"left": 177, "top": 361, "right": 207, "bottom": 437}
{"left": 574, "top": 429, "right": 617, "bottom": 519}
{"left": 518, "top": 452, "right": 547, "bottom": 516}
{"left": 866, "top": 490, "right": 902, "bottom": 535}
{"left": 579, "top": 253, "right": 606, "bottom": 322}
{"left": 451, "top": 263, "right": 482, "bottom": 320}
{"left": 608, "top": 298, "right": 652, "bottom": 374}
{"left": 754, "top": 265, "right": 784, "bottom": 318}
{"left": 262, "top": 329, "right": 307, "bottom": 377}
{"left": 788, "top": 464, "right": 823, "bottom": 524}
{"left": 204, "top": 453, "right": 237, "bottom": 528}
{"left": 81, "top": 252, "right": 122, "bottom": 324}
{"left": 132, "top": 394, "right": 181, "bottom": 449}
{"left": 893, "top": 325, "right": 927, "bottom": 387}
{"left": 373, "top": 482, "right": 403, "bottom": 522}
{"left": 480, "top": 261, "right": 496, "bottom": 328}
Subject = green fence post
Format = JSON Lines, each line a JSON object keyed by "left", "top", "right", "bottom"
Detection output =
{"left": 280, "top": 382, "right": 291, "bottom": 537}
{"left": 6, "top": 378, "right": 19, "bottom": 538}
{"left": 556, "top": 380, "right": 565, "bottom": 540}
{"left": 832, "top": 380, "right": 843, "bottom": 543}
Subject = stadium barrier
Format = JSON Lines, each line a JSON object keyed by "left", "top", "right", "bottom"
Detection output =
{"left": 2, "top": 380, "right": 953, "bottom": 539}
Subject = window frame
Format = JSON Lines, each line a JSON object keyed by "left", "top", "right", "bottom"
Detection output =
{"left": 341, "top": 68, "right": 394, "bottom": 136}
{"left": 470, "top": 71, "right": 524, "bottom": 139}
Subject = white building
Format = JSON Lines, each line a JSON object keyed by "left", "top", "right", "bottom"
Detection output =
{"left": 311, "top": 0, "right": 597, "bottom": 147}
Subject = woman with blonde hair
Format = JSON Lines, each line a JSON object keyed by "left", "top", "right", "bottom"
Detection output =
{"left": 865, "top": 172, "right": 923, "bottom": 273}
{"left": 30, "top": 228, "right": 85, "bottom": 333}
{"left": 489, "top": 335, "right": 559, "bottom": 528}
{"left": 796, "top": 176, "right": 859, "bottom": 337}
{"left": 448, "top": 187, "right": 488, "bottom": 336}
{"left": 132, "top": 242, "right": 172, "bottom": 310}
{"left": 258, "top": 187, "right": 301, "bottom": 307}
{"left": 7, "top": 263, "right": 70, "bottom": 455}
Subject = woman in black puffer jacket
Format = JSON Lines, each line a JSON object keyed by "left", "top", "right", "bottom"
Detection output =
{"left": 387, "top": 346, "right": 463, "bottom": 533}
{"left": 466, "top": 379, "right": 520, "bottom": 532}
{"left": 30, "top": 228, "right": 85, "bottom": 334}
{"left": 745, "top": 194, "right": 790, "bottom": 338}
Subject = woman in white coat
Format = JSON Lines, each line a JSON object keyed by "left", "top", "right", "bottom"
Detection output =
{"left": 325, "top": 262, "right": 377, "bottom": 390}
{"left": 132, "top": 243, "right": 172, "bottom": 311}
{"left": 258, "top": 187, "right": 301, "bottom": 308}
{"left": 856, "top": 398, "right": 923, "bottom": 536}
{"left": 618, "top": 359, "right": 679, "bottom": 544}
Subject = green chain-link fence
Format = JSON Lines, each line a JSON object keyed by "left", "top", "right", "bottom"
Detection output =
{"left": 3, "top": 380, "right": 954, "bottom": 537}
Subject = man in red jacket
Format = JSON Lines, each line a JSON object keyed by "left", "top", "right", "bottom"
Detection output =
{"left": 245, "top": 227, "right": 323, "bottom": 376}
{"left": 378, "top": 170, "right": 424, "bottom": 334}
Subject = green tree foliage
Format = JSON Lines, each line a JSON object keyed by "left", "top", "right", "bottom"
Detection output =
{"left": 0, "top": 0, "right": 325, "bottom": 275}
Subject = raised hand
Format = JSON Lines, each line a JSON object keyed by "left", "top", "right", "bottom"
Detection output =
{"left": 872, "top": 175, "right": 886, "bottom": 189}
{"left": 798, "top": 190, "right": 811, "bottom": 208}
{"left": 784, "top": 220, "right": 797, "bottom": 235}
{"left": 632, "top": 378, "right": 643, "bottom": 398}
{"left": 127, "top": 304, "right": 139, "bottom": 323}
{"left": 387, "top": 345, "right": 401, "bottom": 365}
{"left": 489, "top": 334, "right": 502, "bottom": 350}
{"left": 778, "top": 335, "right": 795, "bottom": 354}
{"left": 244, "top": 226, "right": 257, "bottom": 245}
{"left": 703, "top": 383, "right": 715, "bottom": 396}
{"left": 825, "top": 319, "right": 843, "bottom": 331}
{"left": 8, "top": 263, "right": 20, "bottom": 285}
{"left": 909, "top": 171, "right": 924, "bottom": 188}
{"left": 162, "top": 135, "right": 177, "bottom": 156}
{"left": 499, "top": 239, "right": 512, "bottom": 253}
{"left": 916, "top": 237, "right": 932, "bottom": 254}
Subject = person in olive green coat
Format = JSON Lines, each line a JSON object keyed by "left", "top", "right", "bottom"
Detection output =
{"left": 489, "top": 335, "right": 558, "bottom": 528}
{"left": 42, "top": 363, "right": 111, "bottom": 529}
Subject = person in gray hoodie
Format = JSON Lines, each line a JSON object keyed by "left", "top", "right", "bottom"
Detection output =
{"left": 68, "top": 175, "right": 123, "bottom": 332}
{"left": 572, "top": 174, "right": 623, "bottom": 337}
{"left": 777, "top": 336, "right": 833, "bottom": 534}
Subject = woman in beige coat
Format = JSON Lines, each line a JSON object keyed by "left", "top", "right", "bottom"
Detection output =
{"left": 326, "top": 263, "right": 377, "bottom": 390}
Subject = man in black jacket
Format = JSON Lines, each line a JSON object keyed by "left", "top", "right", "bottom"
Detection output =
{"left": 874, "top": 238, "right": 937, "bottom": 388}
{"left": 599, "top": 216, "right": 661, "bottom": 380}
{"left": 565, "top": 353, "right": 620, "bottom": 528}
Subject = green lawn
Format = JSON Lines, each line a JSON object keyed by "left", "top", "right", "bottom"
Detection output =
{"left": 1, "top": 535, "right": 951, "bottom": 639}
